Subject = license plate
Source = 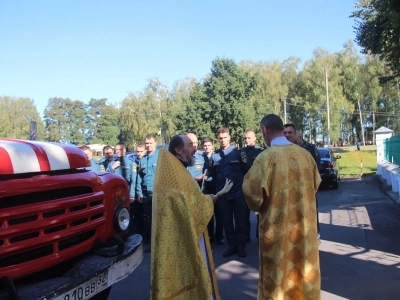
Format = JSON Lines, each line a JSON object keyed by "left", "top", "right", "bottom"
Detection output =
{"left": 53, "top": 271, "right": 108, "bottom": 300}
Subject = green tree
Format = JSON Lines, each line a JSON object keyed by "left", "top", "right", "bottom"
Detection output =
{"left": 176, "top": 58, "right": 259, "bottom": 145}
{"left": 0, "top": 96, "right": 44, "bottom": 140}
{"left": 86, "top": 98, "right": 120, "bottom": 145}
{"left": 352, "top": 0, "right": 400, "bottom": 78}
{"left": 44, "top": 97, "right": 86, "bottom": 144}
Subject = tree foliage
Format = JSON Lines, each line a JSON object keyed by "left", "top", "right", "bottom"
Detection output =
{"left": 352, "top": 0, "right": 400, "bottom": 78}
{"left": 0, "top": 97, "right": 44, "bottom": 140}
{"left": 4, "top": 44, "right": 400, "bottom": 147}
{"left": 176, "top": 58, "right": 259, "bottom": 146}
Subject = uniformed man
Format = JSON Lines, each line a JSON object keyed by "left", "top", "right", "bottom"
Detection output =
{"left": 209, "top": 127, "right": 250, "bottom": 258}
{"left": 79, "top": 145, "right": 101, "bottom": 171}
{"left": 202, "top": 137, "right": 224, "bottom": 245}
{"left": 99, "top": 145, "right": 115, "bottom": 171}
{"left": 137, "top": 134, "right": 160, "bottom": 252}
{"left": 186, "top": 133, "right": 205, "bottom": 188}
{"left": 106, "top": 142, "right": 137, "bottom": 203}
{"left": 130, "top": 143, "right": 146, "bottom": 236}
{"left": 242, "top": 130, "right": 264, "bottom": 241}
{"left": 284, "top": 123, "right": 321, "bottom": 238}
{"left": 283, "top": 124, "right": 321, "bottom": 169}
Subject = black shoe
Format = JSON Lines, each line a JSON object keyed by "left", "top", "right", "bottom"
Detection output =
{"left": 216, "top": 238, "right": 225, "bottom": 245}
{"left": 238, "top": 248, "right": 247, "bottom": 258}
{"left": 223, "top": 248, "right": 238, "bottom": 257}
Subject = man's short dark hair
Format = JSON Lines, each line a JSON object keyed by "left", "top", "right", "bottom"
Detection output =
{"left": 260, "top": 114, "right": 284, "bottom": 132}
{"left": 115, "top": 142, "right": 126, "bottom": 149}
{"left": 103, "top": 145, "right": 113, "bottom": 154}
{"left": 168, "top": 135, "right": 185, "bottom": 157}
{"left": 283, "top": 123, "right": 296, "bottom": 131}
{"left": 202, "top": 137, "right": 214, "bottom": 145}
{"left": 217, "top": 127, "right": 230, "bottom": 136}
{"left": 79, "top": 145, "right": 91, "bottom": 151}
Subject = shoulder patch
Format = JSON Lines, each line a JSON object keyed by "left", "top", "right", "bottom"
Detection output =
{"left": 240, "top": 152, "right": 247, "bottom": 163}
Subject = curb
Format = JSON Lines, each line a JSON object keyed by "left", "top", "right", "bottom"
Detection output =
{"left": 376, "top": 174, "right": 400, "bottom": 209}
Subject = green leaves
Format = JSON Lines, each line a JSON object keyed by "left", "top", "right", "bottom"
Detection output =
{"left": 352, "top": 0, "right": 400, "bottom": 77}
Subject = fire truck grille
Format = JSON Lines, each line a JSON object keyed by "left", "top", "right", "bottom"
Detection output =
{"left": 0, "top": 187, "right": 106, "bottom": 271}
{"left": 0, "top": 230, "right": 96, "bottom": 269}
{"left": 59, "top": 230, "right": 96, "bottom": 251}
{"left": 0, "top": 245, "right": 54, "bottom": 268}
{"left": 0, "top": 186, "right": 94, "bottom": 209}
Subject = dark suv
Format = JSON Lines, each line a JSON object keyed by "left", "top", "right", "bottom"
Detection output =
{"left": 317, "top": 147, "right": 341, "bottom": 188}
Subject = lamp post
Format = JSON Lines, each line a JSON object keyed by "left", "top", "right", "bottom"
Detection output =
{"left": 324, "top": 68, "right": 331, "bottom": 148}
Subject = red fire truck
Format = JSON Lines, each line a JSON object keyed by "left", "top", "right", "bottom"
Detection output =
{"left": 0, "top": 138, "right": 143, "bottom": 300}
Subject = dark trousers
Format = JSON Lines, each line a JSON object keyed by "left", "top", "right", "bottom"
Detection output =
{"left": 219, "top": 195, "right": 247, "bottom": 250}
{"left": 142, "top": 195, "right": 153, "bottom": 242}
{"left": 245, "top": 205, "right": 251, "bottom": 241}
{"left": 130, "top": 201, "right": 144, "bottom": 236}
{"left": 316, "top": 195, "right": 320, "bottom": 234}
{"left": 207, "top": 201, "right": 224, "bottom": 241}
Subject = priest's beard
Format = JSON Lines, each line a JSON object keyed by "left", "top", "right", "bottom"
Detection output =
{"left": 181, "top": 151, "right": 195, "bottom": 166}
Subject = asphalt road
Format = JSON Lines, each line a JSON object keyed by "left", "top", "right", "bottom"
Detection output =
{"left": 109, "top": 175, "right": 400, "bottom": 300}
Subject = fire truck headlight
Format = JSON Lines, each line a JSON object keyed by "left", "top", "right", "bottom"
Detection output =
{"left": 114, "top": 207, "right": 130, "bottom": 232}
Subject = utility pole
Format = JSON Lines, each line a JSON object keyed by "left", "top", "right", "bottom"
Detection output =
{"left": 158, "top": 102, "right": 162, "bottom": 144}
{"left": 324, "top": 68, "right": 331, "bottom": 148}
{"left": 283, "top": 95, "right": 287, "bottom": 124}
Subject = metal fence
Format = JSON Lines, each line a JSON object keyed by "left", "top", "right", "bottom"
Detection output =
{"left": 384, "top": 135, "right": 400, "bottom": 165}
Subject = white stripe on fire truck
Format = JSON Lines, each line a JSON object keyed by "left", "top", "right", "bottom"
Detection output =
{"left": 0, "top": 140, "right": 41, "bottom": 173}
{"left": 30, "top": 141, "right": 71, "bottom": 170}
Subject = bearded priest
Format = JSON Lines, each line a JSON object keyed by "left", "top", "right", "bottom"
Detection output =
{"left": 151, "top": 134, "right": 232, "bottom": 300}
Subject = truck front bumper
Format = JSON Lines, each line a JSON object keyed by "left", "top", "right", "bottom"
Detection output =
{"left": 2, "top": 234, "right": 143, "bottom": 300}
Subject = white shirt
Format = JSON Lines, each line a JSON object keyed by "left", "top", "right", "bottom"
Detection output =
{"left": 271, "top": 136, "right": 292, "bottom": 146}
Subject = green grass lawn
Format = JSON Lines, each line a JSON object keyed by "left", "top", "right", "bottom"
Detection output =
{"left": 329, "top": 145, "right": 377, "bottom": 178}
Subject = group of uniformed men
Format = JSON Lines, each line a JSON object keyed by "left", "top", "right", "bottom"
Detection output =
{"left": 80, "top": 123, "right": 320, "bottom": 258}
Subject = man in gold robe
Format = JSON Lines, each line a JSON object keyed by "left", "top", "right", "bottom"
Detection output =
{"left": 243, "top": 114, "right": 322, "bottom": 300}
{"left": 151, "top": 134, "right": 221, "bottom": 300}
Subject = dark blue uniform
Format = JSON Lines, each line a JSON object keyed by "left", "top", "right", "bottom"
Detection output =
{"left": 298, "top": 140, "right": 321, "bottom": 170}
{"left": 137, "top": 149, "right": 160, "bottom": 243}
{"left": 203, "top": 153, "right": 224, "bottom": 244}
{"left": 297, "top": 140, "right": 321, "bottom": 235}
{"left": 210, "top": 145, "right": 250, "bottom": 256}
{"left": 242, "top": 145, "right": 264, "bottom": 240}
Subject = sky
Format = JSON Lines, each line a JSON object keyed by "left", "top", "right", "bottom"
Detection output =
{"left": 0, "top": 0, "right": 360, "bottom": 115}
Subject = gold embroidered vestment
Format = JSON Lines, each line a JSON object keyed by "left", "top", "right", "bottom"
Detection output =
{"left": 243, "top": 144, "right": 322, "bottom": 300}
{"left": 151, "top": 149, "right": 218, "bottom": 300}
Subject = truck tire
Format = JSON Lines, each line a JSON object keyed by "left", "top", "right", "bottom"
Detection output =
{"left": 91, "top": 287, "right": 112, "bottom": 300}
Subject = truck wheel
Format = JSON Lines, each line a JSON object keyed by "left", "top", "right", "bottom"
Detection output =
{"left": 91, "top": 287, "right": 112, "bottom": 300}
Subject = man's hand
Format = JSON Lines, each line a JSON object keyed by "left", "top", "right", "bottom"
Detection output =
{"left": 208, "top": 194, "right": 218, "bottom": 203}
{"left": 195, "top": 174, "right": 207, "bottom": 182}
{"left": 112, "top": 161, "right": 121, "bottom": 169}
{"left": 130, "top": 197, "right": 135, "bottom": 203}
{"left": 138, "top": 195, "right": 144, "bottom": 203}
